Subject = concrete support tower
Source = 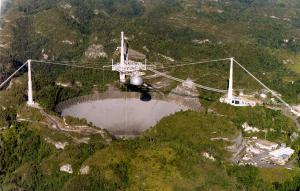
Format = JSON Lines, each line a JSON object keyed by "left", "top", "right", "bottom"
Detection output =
{"left": 112, "top": 31, "right": 147, "bottom": 85}
{"left": 227, "top": 57, "right": 234, "bottom": 99}
{"left": 27, "top": 60, "right": 34, "bottom": 106}
{"left": 119, "top": 32, "right": 126, "bottom": 83}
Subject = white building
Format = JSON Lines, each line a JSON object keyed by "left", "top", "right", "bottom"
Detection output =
{"left": 269, "top": 147, "right": 294, "bottom": 165}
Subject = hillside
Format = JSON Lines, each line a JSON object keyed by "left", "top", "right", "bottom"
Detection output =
{"left": 1, "top": 0, "right": 300, "bottom": 190}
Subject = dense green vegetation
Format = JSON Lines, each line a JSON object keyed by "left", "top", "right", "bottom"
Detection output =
{"left": 0, "top": 123, "right": 52, "bottom": 184}
{"left": 0, "top": 110, "right": 299, "bottom": 190}
{"left": 212, "top": 104, "right": 297, "bottom": 143}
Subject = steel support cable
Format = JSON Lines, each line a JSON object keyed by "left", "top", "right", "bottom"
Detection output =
{"left": 153, "top": 58, "right": 232, "bottom": 70}
{"left": 233, "top": 59, "right": 292, "bottom": 109}
{"left": 0, "top": 61, "right": 28, "bottom": 89}
{"left": 34, "top": 60, "right": 111, "bottom": 64}
{"left": 149, "top": 68, "right": 227, "bottom": 93}
{"left": 30, "top": 59, "right": 291, "bottom": 109}
{"left": 103, "top": 58, "right": 231, "bottom": 71}
{"left": 31, "top": 60, "right": 111, "bottom": 70}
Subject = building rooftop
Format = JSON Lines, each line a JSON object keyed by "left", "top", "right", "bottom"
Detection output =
{"left": 269, "top": 147, "right": 294, "bottom": 157}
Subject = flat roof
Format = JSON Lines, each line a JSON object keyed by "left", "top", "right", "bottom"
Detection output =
{"left": 269, "top": 147, "right": 294, "bottom": 157}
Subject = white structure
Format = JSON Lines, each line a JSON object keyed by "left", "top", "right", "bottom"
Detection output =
{"left": 112, "top": 32, "right": 147, "bottom": 85}
{"left": 269, "top": 147, "right": 294, "bottom": 165}
{"left": 221, "top": 58, "right": 256, "bottom": 107}
{"left": 27, "top": 60, "right": 35, "bottom": 106}
{"left": 270, "top": 147, "right": 294, "bottom": 158}
{"left": 228, "top": 57, "right": 233, "bottom": 100}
